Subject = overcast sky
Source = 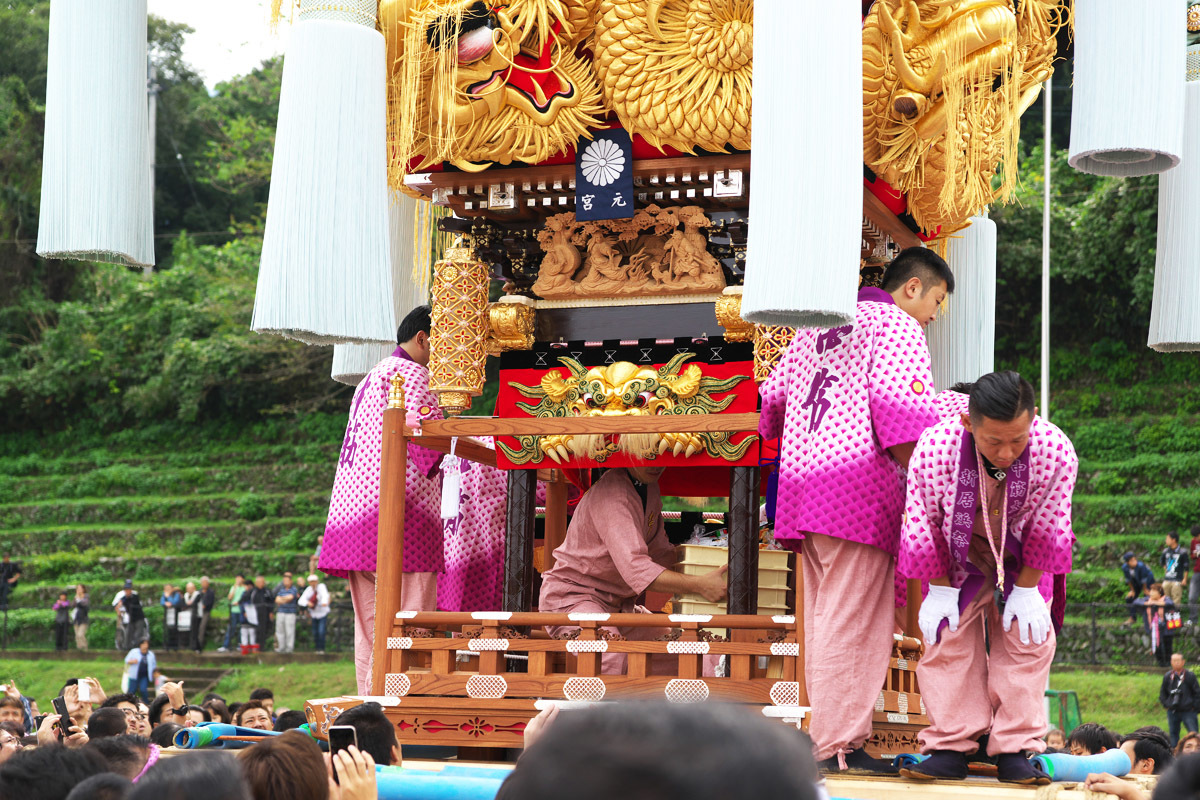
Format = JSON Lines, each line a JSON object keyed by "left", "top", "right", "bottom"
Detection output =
{"left": 147, "top": 0, "right": 291, "bottom": 88}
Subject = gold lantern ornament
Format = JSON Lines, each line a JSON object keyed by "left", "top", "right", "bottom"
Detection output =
{"left": 429, "top": 245, "right": 490, "bottom": 415}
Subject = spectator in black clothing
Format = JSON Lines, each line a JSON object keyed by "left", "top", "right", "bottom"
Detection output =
{"left": 195, "top": 577, "right": 216, "bottom": 653}
{"left": 1163, "top": 532, "right": 1191, "bottom": 608}
{"left": 1162, "top": 653, "right": 1200, "bottom": 747}
{"left": 0, "top": 554, "right": 21, "bottom": 609}
{"left": 1123, "top": 552, "right": 1157, "bottom": 625}
{"left": 119, "top": 582, "right": 148, "bottom": 650}
{"left": 247, "top": 576, "right": 274, "bottom": 651}
{"left": 52, "top": 592, "right": 71, "bottom": 651}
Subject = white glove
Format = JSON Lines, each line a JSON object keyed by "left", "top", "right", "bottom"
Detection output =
{"left": 1003, "top": 585, "right": 1051, "bottom": 645}
{"left": 918, "top": 585, "right": 960, "bottom": 644}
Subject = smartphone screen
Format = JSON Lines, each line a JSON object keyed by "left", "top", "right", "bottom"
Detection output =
{"left": 51, "top": 696, "right": 70, "bottom": 738}
{"left": 328, "top": 725, "right": 357, "bottom": 784}
{"left": 77, "top": 681, "right": 90, "bottom": 704}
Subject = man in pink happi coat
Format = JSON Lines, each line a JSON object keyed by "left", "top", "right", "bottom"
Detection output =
{"left": 438, "top": 439, "right": 508, "bottom": 613}
{"left": 540, "top": 465, "right": 727, "bottom": 675}
{"left": 899, "top": 371, "right": 1077, "bottom": 785}
{"left": 759, "top": 248, "right": 953, "bottom": 775}
{"left": 320, "top": 306, "right": 444, "bottom": 694}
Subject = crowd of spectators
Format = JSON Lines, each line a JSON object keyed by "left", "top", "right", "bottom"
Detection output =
{"left": 0, "top": 674, "right": 383, "bottom": 800}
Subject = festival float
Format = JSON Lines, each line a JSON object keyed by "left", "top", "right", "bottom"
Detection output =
{"left": 260, "top": 0, "right": 1080, "bottom": 775}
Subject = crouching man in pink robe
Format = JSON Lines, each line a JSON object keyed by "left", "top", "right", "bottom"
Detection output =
{"left": 898, "top": 371, "right": 1077, "bottom": 785}
{"left": 541, "top": 466, "right": 727, "bottom": 675}
{"left": 319, "top": 306, "right": 445, "bottom": 695}
{"left": 760, "top": 248, "right": 952, "bottom": 775}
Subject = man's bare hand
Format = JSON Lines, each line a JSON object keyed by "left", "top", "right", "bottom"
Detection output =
{"left": 523, "top": 704, "right": 560, "bottom": 752}
{"left": 329, "top": 745, "right": 378, "bottom": 800}
{"left": 84, "top": 677, "right": 106, "bottom": 706}
{"left": 162, "top": 680, "right": 186, "bottom": 711}
{"left": 692, "top": 565, "right": 729, "bottom": 603}
{"left": 1084, "top": 773, "right": 1149, "bottom": 800}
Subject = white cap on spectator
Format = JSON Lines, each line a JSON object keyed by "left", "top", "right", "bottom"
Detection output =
{"left": 307, "top": 574, "right": 319, "bottom": 582}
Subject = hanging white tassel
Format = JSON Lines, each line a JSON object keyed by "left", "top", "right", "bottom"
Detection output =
{"left": 1148, "top": 73, "right": 1200, "bottom": 352}
{"left": 441, "top": 438, "right": 462, "bottom": 520}
{"left": 740, "top": 2, "right": 860, "bottom": 328}
{"left": 253, "top": 0, "right": 394, "bottom": 344}
{"left": 1069, "top": 0, "right": 1185, "bottom": 176}
{"left": 927, "top": 216, "right": 997, "bottom": 388}
{"left": 37, "top": 0, "right": 154, "bottom": 268}
{"left": 331, "top": 191, "right": 431, "bottom": 384}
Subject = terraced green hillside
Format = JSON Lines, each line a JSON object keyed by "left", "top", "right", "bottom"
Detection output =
{"left": 0, "top": 417, "right": 348, "bottom": 649}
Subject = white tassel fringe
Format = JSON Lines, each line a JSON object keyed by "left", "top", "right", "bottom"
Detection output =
{"left": 1068, "top": 0, "right": 1185, "bottom": 176}
{"left": 253, "top": 18, "right": 394, "bottom": 345}
{"left": 1148, "top": 79, "right": 1200, "bottom": 352}
{"left": 740, "top": 2, "right": 860, "bottom": 328}
{"left": 927, "top": 216, "right": 996, "bottom": 388}
{"left": 37, "top": 0, "right": 154, "bottom": 268}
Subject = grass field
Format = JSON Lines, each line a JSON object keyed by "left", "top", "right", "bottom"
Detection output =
{"left": 1050, "top": 668, "right": 1163, "bottom": 735}
{"left": 0, "top": 657, "right": 1167, "bottom": 737}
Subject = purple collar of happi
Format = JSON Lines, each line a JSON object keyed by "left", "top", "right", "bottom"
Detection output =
{"left": 857, "top": 287, "right": 896, "bottom": 305}
{"left": 948, "top": 426, "right": 1031, "bottom": 604}
{"left": 392, "top": 345, "right": 415, "bottom": 362}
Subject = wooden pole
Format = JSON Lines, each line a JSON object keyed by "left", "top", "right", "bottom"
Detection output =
{"left": 727, "top": 466, "right": 760, "bottom": 615}
{"left": 371, "top": 376, "right": 409, "bottom": 695}
{"left": 906, "top": 578, "right": 922, "bottom": 641}
{"left": 503, "top": 469, "right": 538, "bottom": 612}
{"left": 543, "top": 471, "right": 569, "bottom": 572}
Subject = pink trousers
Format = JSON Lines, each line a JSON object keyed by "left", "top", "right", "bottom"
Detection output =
{"left": 348, "top": 570, "right": 438, "bottom": 695}
{"left": 917, "top": 586, "right": 1054, "bottom": 756}
{"left": 800, "top": 533, "right": 896, "bottom": 760}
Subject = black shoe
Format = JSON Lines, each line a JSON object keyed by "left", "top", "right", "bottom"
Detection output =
{"left": 899, "top": 750, "right": 968, "bottom": 781}
{"left": 817, "top": 748, "right": 899, "bottom": 776}
{"left": 996, "top": 752, "right": 1050, "bottom": 786}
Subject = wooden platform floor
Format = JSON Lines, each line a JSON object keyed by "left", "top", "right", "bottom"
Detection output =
{"left": 826, "top": 773, "right": 1156, "bottom": 800}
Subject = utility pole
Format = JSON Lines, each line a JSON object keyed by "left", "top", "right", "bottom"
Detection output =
{"left": 1040, "top": 75, "right": 1051, "bottom": 420}
{"left": 146, "top": 58, "right": 157, "bottom": 276}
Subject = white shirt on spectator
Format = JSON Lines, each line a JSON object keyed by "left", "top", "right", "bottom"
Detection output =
{"left": 300, "top": 583, "right": 331, "bottom": 619}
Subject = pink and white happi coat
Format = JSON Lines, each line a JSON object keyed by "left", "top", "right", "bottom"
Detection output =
{"left": 437, "top": 438, "right": 508, "bottom": 613}
{"left": 899, "top": 416, "right": 1077, "bottom": 617}
{"left": 758, "top": 288, "right": 939, "bottom": 760}
{"left": 319, "top": 349, "right": 445, "bottom": 579}
{"left": 759, "top": 288, "right": 940, "bottom": 557}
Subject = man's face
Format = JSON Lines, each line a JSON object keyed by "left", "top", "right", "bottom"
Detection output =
{"left": 255, "top": 577, "right": 265, "bottom": 589}
{"left": 1128, "top": 557, "right": 1139, "bottom": 569}
{"left": 1184, "top": 737, "right": 1200, "bottom": 755}
{"left": 241, "top": 707, "right": 272, "bottom": 730}
{"left": 163, "top": 585, "right": 172, "bottom": 595}
{"left": 627, "top": 465, "right": 665, "bottom": 484}
{"left": 0, "top": 729, "right": 20, "bottom": 764}
{"left": 139, "top": 641, "right": 149, "bottom": 654}
{"left": 117, "top": 700, "right": 149, "bottom": 735}
{"left": 1173, "top": 654, "right": 1185, "bottom": 672}
{"left": 0, "top": 706, "right": 21, "bottom": 725}
{"left": 963, "top": 410, "right": 1033, "bottom": 471}
{"left": 136, "top": 704, "right": 151, "bottom": 735}
{"left": 186, "top": 708, "right": 207, "bottom": 727}
{"left": 283, "top": 576, "right": 293, "bottom": 588}
{"left": 260, "top": 698, "right": 275, "bottom": 716}
{"left": 1068, "top": 741, "right": 1093, "bottom": 756}
{"left": 1167, "top": 536, "right": 1179, "bottom": 549}
{"left": 1121, "top": 740, "right": 1154, "bottom": 774}
{"left": 201, "top": 579, "right": 209, "bottom": 589}
{"left": 895, "top": 278, "right": 948, "bottom": 328}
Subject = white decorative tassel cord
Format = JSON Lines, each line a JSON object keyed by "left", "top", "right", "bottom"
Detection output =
{"left": 928, "top": 216, "right": 997, "bottom": 389}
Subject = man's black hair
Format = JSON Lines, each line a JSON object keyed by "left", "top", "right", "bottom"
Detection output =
{"left": 87, "top": 707, "right": 129, "bottom": 740}
{"left": 201, "top": 692, "right": 225, "bottom": 705}
{"left": 100, "top": 693, "right": 141, "bottom": 710}
{"left": 396, "top": 305, "right": 432, "bottom": 345}
{"left": 1168, "top": 531, "right": 1180, "bottom": 544}
{"left": 149, "top": 722, "right": 181, "bottom": 749}
{"left": 65, "top": 773, "right": 132, "bottom": 800}
{"left": 332, "top": 702, "right": 398, "bottom": 767}
{"left": 1066, "top": 722, "right": 1119, "bottom": 755}
{"left": 949, "top": 382, "right": 975, "bottom": 395}
{"left": 128, "top": 750, "right": 250, "bottom": 800}
{"left": 185, "top": 705, "right": 211, "bottom": 722}
{"left": 496, "top": 703, "right": 816, "bottom": 800}
{"left": 86, "top": 734, "right": 150, "bottom": 780}
{"left": 880, "top": 247, "right": 955, "bottom": 295}
{"left": 1153, "top": 752, "right": 1200, "bottom": 797}
{"left": 273, "top": 709, "right": 307, "bottom": 733}
{"left": 1122, "top": 726, "right": 1174, "bottom": 774}
{"left": 0, "top": 744, "right": 109, "bottom": 800}
{"left": 968, "top": 371, "right": 1036, "bottom": 424}
{"left": 248, "top": 688, "right": 274, "bottom": 703}
{"left": 147, "top": 694, "right": 170, "bottom": 727}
